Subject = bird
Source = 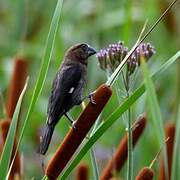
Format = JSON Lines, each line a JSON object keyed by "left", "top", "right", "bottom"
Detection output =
{"left": 38, "top": 43, "right": 96, "bottom": 155}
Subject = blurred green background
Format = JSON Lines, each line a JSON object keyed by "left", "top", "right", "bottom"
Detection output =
{"left": 0, "top": 0, "right": 179, "bottom": 179}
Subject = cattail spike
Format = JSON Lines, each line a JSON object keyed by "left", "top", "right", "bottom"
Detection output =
{"left": 45, "top": 84, "right": 112, "bottom": 179}
{"left": 100, "top": 113, "right": 147, "bottom": 180}
{"left": 135, "top": 167, "right": 154, "bottom": 180}
{"left": 158, "top": 122, "right": 175, "bottom": 180}
{"left": 6, "top": 58, "right": 28, "bottom": 119}
{"left": 76, "top": 162, "right": 89, "bottom": 180}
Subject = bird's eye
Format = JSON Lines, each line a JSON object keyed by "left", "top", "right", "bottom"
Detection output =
{"left": 81, "top": 44, "right": 88, "bottom": 51}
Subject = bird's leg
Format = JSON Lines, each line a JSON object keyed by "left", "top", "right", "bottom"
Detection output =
{"left": 64, "top": 112, "right": 77, "bottom": 130}
{"left": 38, "top": 154, "right": 45, "bottom": 174}
{"left": 80, "top": 91, "right": 96, "bottom": 105}
{"left": 64, "top": 112, "right": 73, "bottom": 124}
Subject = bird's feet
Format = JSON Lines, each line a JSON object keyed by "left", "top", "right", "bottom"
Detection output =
{"left": 88, "top": 92, "right": 96, "bottom": 105}
{"left": 77, "top": 91, "right": 96, "bottom": 105}
{"left": 81, "top": 92, "right": 96, "bottom": 105}
{"left": 64, "top": 112, "right": 77, "bottom": 130}
{"left": 72, "top": 121, "right": 77, "bottom": 131}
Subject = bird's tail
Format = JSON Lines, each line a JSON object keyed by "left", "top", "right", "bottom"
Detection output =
{"left": 38, "top": 124, "right": 55, "bottom": 155}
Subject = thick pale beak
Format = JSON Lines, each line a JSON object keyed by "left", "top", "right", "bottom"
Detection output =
{"left": 87, "top": 46, "right": 97, "bottom": 57}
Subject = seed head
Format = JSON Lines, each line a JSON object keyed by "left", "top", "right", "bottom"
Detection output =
{"left": 96, "top": 41, "right": 155, "bottom": 75}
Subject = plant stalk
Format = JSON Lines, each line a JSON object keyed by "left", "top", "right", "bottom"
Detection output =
{"left": 125, "top": 70, "right": 133, "bottom": 180}
{"left": 90, "top": 147, "right": 99, "bottom": 180}
{"left": 127, "top": 93, "right": 133, "bottom": 180}
{"left": 89, "top": 114, "right": 102, "bottom": 180}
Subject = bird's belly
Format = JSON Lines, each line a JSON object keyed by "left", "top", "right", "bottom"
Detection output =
{"left": 64, "top": 93, "right": 81, "bottom": 111}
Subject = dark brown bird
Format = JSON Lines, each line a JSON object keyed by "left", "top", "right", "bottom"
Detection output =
{"left": 38, "top": 43, "right": 96, "bottom": 155}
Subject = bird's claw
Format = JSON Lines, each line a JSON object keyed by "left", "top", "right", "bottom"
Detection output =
{"left": 88, "top": 92, "right": 96, "bottom": 105}
{"left": 72, "top": 121, "right": 77, "bottom": 131}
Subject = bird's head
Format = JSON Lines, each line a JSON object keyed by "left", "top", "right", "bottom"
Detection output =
{"left": 65, "top": 43, "right": 96, "bottom": 65}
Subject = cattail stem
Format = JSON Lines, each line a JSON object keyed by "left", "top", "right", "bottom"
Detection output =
{"left": 76, "top": 162, "right": 89, "bottom": 180}
{"left": 45, "top": 84, "right": 112, "bottom": 179}
{"left": 100, "top": 114, "right": 147, "bottom": 180}
{"left": 127, "top": 92, "right": 133, "bottom": 180}
{"left": 135, "top": 167, "right": 154, "bottom": 180}
{"left": 90, "top": 147, "right": 99, "bottom": 180}
{"left": 158, "top": 122, "right": 175, "bottom": 180}
{"left": 6, "top": 58, "right": 28, "bottom": 119}
{"left": 0, "top": 119, "right": 21, "bottom": 180}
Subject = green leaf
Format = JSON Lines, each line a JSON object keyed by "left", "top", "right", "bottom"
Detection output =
{"left": 60, "top": 51, "right": 180, "bottom": 179}
{"left": 90, "top": 148, "right": 99, "bottom": 180}
{"left": 14, "top": 0, "right": 64, "bottom": 163}
{"left": 90, "top": 116, "right": 101, "bottom": 180}
{"left": 42, "top": 176, "right": 48, "bottom": 180}
{"left": 141, "top": 56, "right": 168, "bottom": 178}
{"left": 140, "top": 57, "right": 165, "bottom": 144}
{"left": 0, "top": 78, "right": 28, "bottom": 180}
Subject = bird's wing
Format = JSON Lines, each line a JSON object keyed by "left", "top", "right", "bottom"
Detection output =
{"left": 47, "top": 63, "right": 83, "bottom": 125}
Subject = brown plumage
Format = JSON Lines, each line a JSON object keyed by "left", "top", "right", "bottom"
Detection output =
{"left": 38, "top": 43, "right": 96, "bottom": 155}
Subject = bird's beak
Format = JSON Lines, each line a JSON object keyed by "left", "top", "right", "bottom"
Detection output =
{"left": 87, "top": 46, "right": 97, "bottom": 57}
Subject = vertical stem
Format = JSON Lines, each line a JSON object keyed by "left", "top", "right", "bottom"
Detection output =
{"left": 90, "top": 147, "right": 99, "bottom": 180}
{"left": 127, "top": 103, "right": 133, "bottom": 180}
{"left": 174, "top": 61, "right": 180, "bottom": 120}
{"left": 89, "top": 116, "right": 101, "bottom": 180}
{"left": 125, "top": 71, "right": 133, "bottom": 180}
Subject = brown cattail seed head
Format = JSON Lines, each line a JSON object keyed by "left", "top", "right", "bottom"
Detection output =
{"left": 0, "top": 119, "right": 11, "bottom": 141}
{"left": 76, "top": 162, "right": 89, "bottom": 180}
{"left": 6, "top": 58, "right": 28, "bottom": 119}
{"left": 100, "top": 113, "right": 147, "bottom": 180}
{"left": 46, "top": 84, "right": 112, "bottom": 179}
{"left": 135, "top": 167, "right": 154, "bottom": 180}
{"left": 158, "top": 122, "right": 175, "bottom": 180}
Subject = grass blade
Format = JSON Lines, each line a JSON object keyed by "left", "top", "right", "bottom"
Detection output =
{"left": 14, "top": 0, "right": 64, "bottom": 161}
{"left": 0, "top": 78, "right": 28, "bottom": 180}
{"left": 60, "top": 51, "right": 180, "bottom": 179}
{"left": 42, "top": 176, "right": 48, "bottom": 180}
{"left": 172, "top": 101, "right": 180, "bottom": 180}
{"left": 141, "top": 57, "right": 166, "bottom": 144}
{"left": 90, "top": 148, "right": 99, "bottom": 180}
{"left": 141, "top": 56, "right": 169, "bottom": 178}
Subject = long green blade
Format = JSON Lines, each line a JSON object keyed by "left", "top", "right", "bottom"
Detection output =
{"left": 60, "top": 51, "right": 180, "bottom": 179}
{"left": 172, "top": 101, "right": 180, "bottom": 180}
{"left": 15, "top": 0, "right": 64, "bottom": 162}
{"left": 141, "top": 57, "right": 168, "bottom": 178}
{"left": 141, "top": 57, "right": 165, "bottom": 144}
